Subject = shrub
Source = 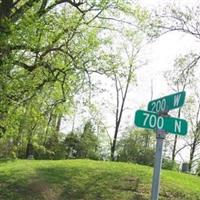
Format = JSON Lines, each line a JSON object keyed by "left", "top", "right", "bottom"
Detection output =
{"left": 162, "top": 158, "right": 180, "bottom": 171}
{"left": 33, "top": 144, "right": 54, "bottom": 159}
{"left": 196, "top": 162, "right": 200, "bottom": 176}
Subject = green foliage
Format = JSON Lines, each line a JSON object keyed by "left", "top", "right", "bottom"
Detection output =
{"left": 0, "top": 0, "right": 153, "bottom": 161}
{"left": 32, "top": 143, "right": 54, "bottom": 159}
{"left": 78, "top": 121, "right": 100, "bottom": 160}
{"left": 162, "top": 158, "right": 180, "bottom": 171}
{"left": 64, "top": 132, "right": 80, "bottom": 158}
{"left": 64, "top": 121, "right": 100, "bottom": 160}
{"left": 0, "top": 0, "right": 107, "bottom": 159}
{"left": 196, "top": 162, "right": 200, "bottom": 176}
{"left": 117, "top": 129, "right": 155, "bottom": 166}
{"left": 43, "top": 133, "right": 66, "bottom": 160}
{"left": 165, "top": 52, "right": 196, "bottom": 89}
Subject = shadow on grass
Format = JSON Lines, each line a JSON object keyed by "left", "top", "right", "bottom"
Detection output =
{"left": 35, "top": 166, "right": 142, "bottom": 200}
{"left": 0, "top": 168, "right": 40, "bottom": 200}
{"left": 0, "top": 158, "right": 16, "bottom": 164}
{"left": 0, "top": 163, "right": 145, "bottom": 200}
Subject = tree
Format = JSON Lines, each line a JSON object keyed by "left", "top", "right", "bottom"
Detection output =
{"left": 117, "top": 128, "right": 155, "bottom": 166}
{"left": 164, "top": 53, "right": 196, "bottom": 161}
{"left": 57, "top": 3, "right": 152, "bottom": 161}
{"left": 158, "top": 5, "right": 200, "bottom": 41}
{"left": 78, "top": 121, "right": 100, "bottom": 159}
{"left": 0, "top": 0, "right": 104, "bottom": 157}
{"left": 94, "top": 19, "right": 149, "bottom": 160}
{"left": 0, "top": 0, "right": 153, "bottom": 159}
{"left": 64, "top": 120, "right": 100, "bottom": 160}
{"left": 109, "top": 28, "right": 147, "bottom": 160}
{"left": 110, "top": 62, "right": 136, "bottom": 160}
{"left": 0, "top": 0, "right": 134, "bottom": 158}
{"left": 154, "top": 4, "right": 200, "bottom": 78}
{"left": 184, "top": 92, "right": 200, "bottom": 172}
{"left": 64, "top": 131, "right": 80, "bottom": 158}
{"left": 148, "top": 3, "right": 200, "bottom": 171}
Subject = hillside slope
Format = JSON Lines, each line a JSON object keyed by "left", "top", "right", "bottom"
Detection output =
{"left": 0, "top": 159, "right": 200, "bottom": 200}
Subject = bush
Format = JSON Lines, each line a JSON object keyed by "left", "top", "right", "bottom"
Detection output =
{"left": 16, "top": 145, "right": 27, "bottom": 159}
{"left": 33, "top": 144, "right": 54, "bottom": 159}
{"left": 162, "top": 158, "right": 180, "bottom": 171}
{"left": 116, "top": 129, "right": 155, "bottom": 166}
{"left": 33, "top": 143, "right": 66, "bottom": 160}
{"left": 136, "top": 148, "right": 154, "bottom": 166}
{"left": 117, "top": 146, "right": 154, "bottom": 166}
{"left": 53, "top": 143, "right": 66, "bottom": 160}
{"left": 64, "top": 121, "right": 101, "bottom": 160}
{"left": 196, "top": 162, "right": 200, "bottom": 176}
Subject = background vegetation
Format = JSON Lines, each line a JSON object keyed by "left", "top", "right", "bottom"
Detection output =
{"left": 1, "top": 2, "right": 200, "bottom": 199}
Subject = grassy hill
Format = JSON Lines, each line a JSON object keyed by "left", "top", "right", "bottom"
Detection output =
{"left": 0, "top": 159, "right": 200, "bottom": 200}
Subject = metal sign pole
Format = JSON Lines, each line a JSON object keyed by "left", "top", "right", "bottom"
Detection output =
{"left": 151, "top": 129, "right": 166, "bottom": 200}
{"left": 134, "top": 92, "right": 188, "bottom": 199}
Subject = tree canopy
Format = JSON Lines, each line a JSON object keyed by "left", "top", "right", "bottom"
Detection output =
{"left": 0, "top": 0, "right": 150, "bottom": 159}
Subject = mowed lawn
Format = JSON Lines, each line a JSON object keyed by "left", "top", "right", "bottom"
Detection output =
{"left": 0, "top": 159, "right": 200, "bottom": 200}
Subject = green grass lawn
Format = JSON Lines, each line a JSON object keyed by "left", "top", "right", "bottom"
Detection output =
{"left": 0, "top": 159, "right": 200, "bottom": 200}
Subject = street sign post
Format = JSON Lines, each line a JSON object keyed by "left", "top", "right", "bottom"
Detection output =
{"left": 148, "top": 91, "right": 186, "bottom": 113}
{"left": 134, "top": 110, "right": 188, "bottom": 135}
{"left": 151, "top": 130, "right": 166, "bottom": 200}
{"left": 134, "top": 91, "right": 188, "bottom": 200}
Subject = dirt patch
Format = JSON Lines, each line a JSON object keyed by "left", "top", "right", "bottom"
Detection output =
{"left": 28, "top": 181, "right": 50, "bottom": 193}
{"left": 27, "top": 180, "right": 62, "bottom": 200}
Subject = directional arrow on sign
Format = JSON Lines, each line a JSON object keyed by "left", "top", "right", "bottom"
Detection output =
{"left": 134, "top": 110, "right": 188, "bottom": 135}
{"left": 148, "top": 91, "right": 186, "bottom": 113}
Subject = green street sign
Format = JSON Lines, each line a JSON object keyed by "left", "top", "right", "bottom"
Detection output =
{"left": 148, "top": 91, "right": 186, "bottom": 113}
{"left": 134, "top": 110, "right": 188, "bottom": 135}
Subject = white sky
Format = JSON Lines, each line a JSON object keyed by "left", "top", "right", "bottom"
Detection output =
{"left": 132, "top": 33, "right": 199, "bottom": 108}
{"left": 138, "top": 0, "right": 199, "bottom": 8}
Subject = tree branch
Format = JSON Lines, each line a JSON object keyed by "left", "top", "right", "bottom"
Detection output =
{"left": 11, "top": 0, "right": 40, "bottom": 22}
{"left": 44, "top": 0, "right": 84, "bottom": 14}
